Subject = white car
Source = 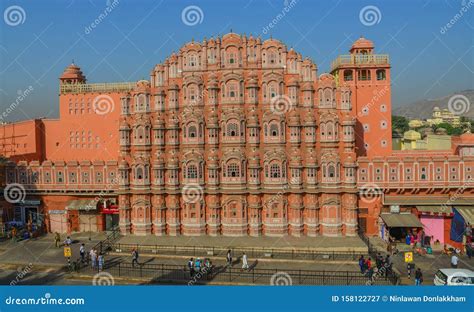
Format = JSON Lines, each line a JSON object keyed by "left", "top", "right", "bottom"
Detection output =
{"left": 434, "top": 269, "right": 474, "bottom": 286}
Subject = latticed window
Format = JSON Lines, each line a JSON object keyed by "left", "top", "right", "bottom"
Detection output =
{"left": 187, "top": 165, "right": 197, "bottom": 179}
{"left": 228, "top": 83, "right": 237, "bottom": 98}
{"left": 270, "top": 124, "right": 279, "bottom": 137}
{"left": 270, "top": 164, "right": 281, "bottom": 178}
{"left": 269, "top": 52, "right": 276, "bottom": 64}
{"left": 227, "top": 123, "right": 238, "bottom": 136}
{"left": 227, "top": 163, "right": 240, "bottom": 177}
{"left": 188, "top": 125, "right": 197, "bottom": 138}
{"left": 229, "top": 53, "right": 235, "bottom": 64}
{"left": 328, "top": 165, "right": 335, "bottom": 178}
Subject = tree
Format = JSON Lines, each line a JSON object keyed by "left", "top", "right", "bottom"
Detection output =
{"left": 392, "top": 116, "right": 409, "bottom": 135}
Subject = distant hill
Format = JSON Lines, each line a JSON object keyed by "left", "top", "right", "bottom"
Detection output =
{"left": 393, "top": 90, "right": 474, "bottom": 119}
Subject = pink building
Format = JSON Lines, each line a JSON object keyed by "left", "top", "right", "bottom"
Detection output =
{"left": 1, "top": 34, "right": 473, "bottom": 246}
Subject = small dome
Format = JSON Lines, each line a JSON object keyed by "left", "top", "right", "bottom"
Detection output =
{"left": 351, "top": 37, "right": 374, "bottom": 50}
{"left": 404, "top": 130, "right": 421, "bottom": 140}
{"left": 60, "top": 62, "right": 86, "bottom": 81}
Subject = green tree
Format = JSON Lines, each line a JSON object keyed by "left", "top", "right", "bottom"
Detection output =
{"left": 392, "top": 115, "right": 409, "bottom": 135}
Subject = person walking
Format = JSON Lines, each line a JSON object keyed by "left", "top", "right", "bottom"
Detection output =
{"left": 358, "top": 255, "right": 365, "bottom": 274}
{"left": 11, "top": 227, "right": 17, "bottom": 241}
{"left": 64, "top": 236, "right": 72, "bottom": 246}
{"left": 90, "top": 249, "right": 97, "bottom": 269}
{"left": 451, "top": 254, "right": 459, "bottom": 268}
{"left": 131, "top": 248, "right": 139, "bottom": 267}
{"left": 98, "top": 253, "right": 104, "bottom": 272}
{"left": 54, "top": 232, "right": 61, "bottom": 248}
{"left": 376, "top": 253, "right": 382, "bottom": 269}
{"left": 415, "top": 268, "right": 423, "bottom": 286}
{"left": 188, "top": 258, "right": 195, "bottom": 277}
{"left": 195, "top": 258, "right": 202, "bottom": 272}
{"left": 226, "top": 249, "right": 232, "bottom": 267}
{"left": 242, "top": 253, "right": 249, "bottom": 270}
{"left": 80, "top": 243, "right": 85, "bottom": 263}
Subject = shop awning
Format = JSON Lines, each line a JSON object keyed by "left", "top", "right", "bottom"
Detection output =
{"left": 416, "top": 205, "right": 453, "bottom": 214}
{"left": 66, "top": 199, "right": 98, "bottom": 211}
{"left": 384, "top": 195, "right": 473, "bottom": 206}
{"left": 380, "top": 213, "right": 423, "bottom": 228}
{"left": 454, "top": 207, "right": 474, "bottom": 225}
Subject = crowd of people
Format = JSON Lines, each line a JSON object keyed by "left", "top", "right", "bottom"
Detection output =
{"left": 358, "top": 253, "right": 393, "bottom": 280}
{"left": 187, "top": 257, "right": 213, "bottom": 277}
{"left": 89, "top": 248, "right": 104, "bottom": 271}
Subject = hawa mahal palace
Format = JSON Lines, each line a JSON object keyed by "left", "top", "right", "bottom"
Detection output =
{"left": 1, "top": 34, "right": 473, "bottom": 246}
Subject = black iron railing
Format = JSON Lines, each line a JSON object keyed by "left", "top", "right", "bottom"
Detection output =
{"left": 78, "top": 262, "right": 399, "bottom": 285}
{"left": 110, "top": 243, "right": 364, "bottom": 261}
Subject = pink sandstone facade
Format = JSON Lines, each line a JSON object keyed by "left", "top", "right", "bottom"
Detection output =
{"left": 1, "top": 34, "right": 473, "bottom": 244}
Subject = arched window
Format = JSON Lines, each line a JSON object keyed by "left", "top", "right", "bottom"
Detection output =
{"left": 227, "top": 163, "right": 240, "bottom": 177}
{"left": 324, "top": 89, "right": 332, "bottom": 105}
{"left": 270, "top": 164, "right": 281, "bottom": 178}
{"left": 227, "top": 122, "right": 238, "bottom": 137}
{"left": 189, "top": 55, "right": 197, "bottom": 67}
{"left": 269, "top": 83, "right": 277, "bottom": 98}
{"left": 327, "top": 122, "right": 334, "bottom": 138}
{"left": 188, "top": 87, "right": 197, "bottom": 101}
{"left": 269, "top": 52, "right": 277, "bottom": 64}
{"left": 188, "top": 125, "right": 197, "bottom": 138}
{"left": 328, "top": 165, "right": 335, "bottom": 178}
{"left": 229, "top": 52, "right": 235, "bottom": 64}
{"left": 136, "top": 167, "right": 143, "bottom": 180}
{"left": 137, "top": 127, "right": 144, "bottom": 140}
{"left": 137, "top": 94, "right": 147, "bottom": 111}
{"left": 270, "top": 123, "right": 279, "bottom": 137}
{"left": 187, "top": 164, "right": 197, "bottom": 179}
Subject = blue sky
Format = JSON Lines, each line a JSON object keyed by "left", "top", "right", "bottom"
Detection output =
{"left": 0, "top": 0, "right": 473, "bottom": 122}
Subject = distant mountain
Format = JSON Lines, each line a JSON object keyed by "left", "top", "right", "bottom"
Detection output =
{"left": 393, "top": 90, "right": 474, "bottom": 119}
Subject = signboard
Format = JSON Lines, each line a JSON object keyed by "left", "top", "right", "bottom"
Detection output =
{"left": 64, "top": 247, "right": 72, "bottom": 258}
{"left": 404, "top": 251, "right": 413, "bottom": 263}
{"left": 49, "top": 210, "right": 66, "bottom": 215}
{"left": 390, "top": 205, "right": 400, "bottom": 213}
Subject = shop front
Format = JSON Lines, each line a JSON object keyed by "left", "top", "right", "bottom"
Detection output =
{"left": 383, "top": 195, "right": 473, "bottom": 247}
{"left": 12, "top": 200, "right": 42, "bottom": 226}
{"left": 416, "top": 205, "right": 453, "bottom": 245}
{"left": 379, "top": 212, "right": 423, "bottom": 241}
{"left": 100, "top": 199, "right": 119, "bottom": 231}
{"left": 65, "top": 199, "right": 99, "bottom": 233}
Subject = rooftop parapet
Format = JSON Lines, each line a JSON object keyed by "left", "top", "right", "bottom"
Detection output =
{"left": 60, "top": 82, "right": 136, "bottom": 94}
{"left": 330, "top": 54, "right": 389, "bottom": 71}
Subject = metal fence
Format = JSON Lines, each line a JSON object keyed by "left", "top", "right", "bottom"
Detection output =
{"left": 78, "top": 262, "right": 399, "bottom": 285}
{"left": 71, "top": 227, "right": 121, "bottom": 269}
{"left": 110, "top": 243, "right": 365, "bottom": 261}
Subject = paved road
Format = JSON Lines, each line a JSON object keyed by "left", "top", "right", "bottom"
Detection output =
{"left": 0, "top": 264, "right": 142, "bottom": 285}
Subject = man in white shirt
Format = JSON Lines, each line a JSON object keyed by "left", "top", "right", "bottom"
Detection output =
{"left": 451, "top": 254, "right": 459, "bottom": 268}
{"left": 242, "top": 252, "right": 249, "bottom": 270}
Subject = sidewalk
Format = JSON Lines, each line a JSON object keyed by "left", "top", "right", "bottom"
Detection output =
{"left": 0, "top": 232, "right": 107, "bottom": 267}
{"left": 117, "top": 235, "right": 368, "bottom": 252}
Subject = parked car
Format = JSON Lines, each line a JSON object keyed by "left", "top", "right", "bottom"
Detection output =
{"left": 434, "top": 269, "right": 474, "bottom": 286}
